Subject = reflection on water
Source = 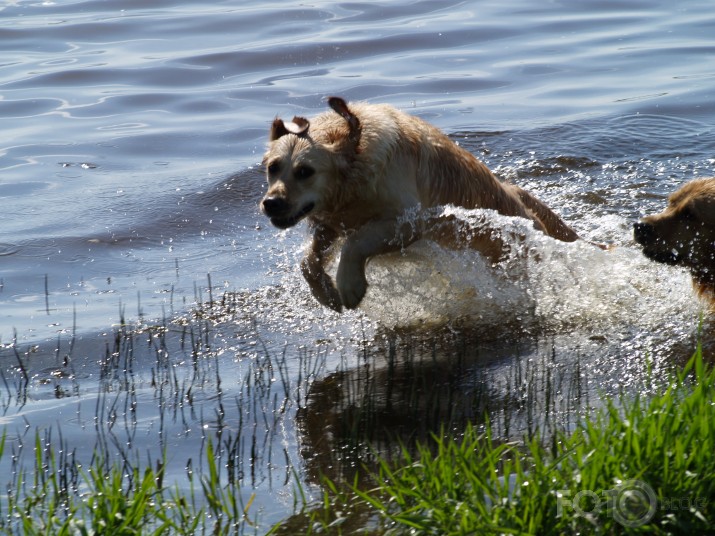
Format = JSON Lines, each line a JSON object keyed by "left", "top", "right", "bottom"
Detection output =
{"left": 297, "top": 332, "right": 588, "bottom": 485}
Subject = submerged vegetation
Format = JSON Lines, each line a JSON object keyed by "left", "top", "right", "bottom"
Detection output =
{"left": 0, "top": 288, "right": 327, "bottom": 535}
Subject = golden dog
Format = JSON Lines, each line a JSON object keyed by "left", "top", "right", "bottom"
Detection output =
{"left": 261, "top": 97, "right": 581, "bottom": 311}
{"left": 634, "top": 178, "right": 715, "bottom": 308}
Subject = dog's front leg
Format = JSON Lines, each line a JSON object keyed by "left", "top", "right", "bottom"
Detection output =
{"left": 337, "top": 219, "right": 421, "bottom": 309}
{"left": 337, "top": 214, "right": 512, "bottom": 309}
{"left": 301, "top": 226, "right": 343, "bottom": 312}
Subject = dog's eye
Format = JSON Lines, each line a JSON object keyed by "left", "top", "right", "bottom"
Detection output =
{"left": 294, "top": 166, "right": 315, "bottom": 180}
{"left": 267, "top": 161, "right": 281, "bottom": 175}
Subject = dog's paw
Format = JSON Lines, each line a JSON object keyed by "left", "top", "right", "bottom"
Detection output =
{"left": 315, "top": 281, "right": 343, "bottom": 313}
{"left": 336, "top": 261, "right": 368, "bottom": 310}
{"left": 301, "top": 258, "right": 343, "bottom": 312}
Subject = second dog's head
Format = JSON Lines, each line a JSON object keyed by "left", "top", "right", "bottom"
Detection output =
{"left": 633, "top": 178, "right": 715, "bottom": 283}
{"left": 260, "top": 97, "right": 361, "bottom": 229}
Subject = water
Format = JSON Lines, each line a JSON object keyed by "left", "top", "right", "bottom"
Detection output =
{"left": 1, "top": 0, "right": 714, "bottom": 530}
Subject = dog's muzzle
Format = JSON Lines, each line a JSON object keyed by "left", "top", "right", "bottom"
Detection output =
{"left": 633, "top": 221, "right": 656, "bottom": 246}
{"left": 261, "top": 196, "right": 314, "bottom": 229}
{"left": 633, "top": 221, "right": 680, "bottom": 264}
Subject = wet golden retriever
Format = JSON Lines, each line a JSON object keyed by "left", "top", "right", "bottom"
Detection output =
{"left": 261, "top": 97, "right": 581, "bottom": 311}
{"left": 634, "top": 178, "right": 715, "bottom": 308}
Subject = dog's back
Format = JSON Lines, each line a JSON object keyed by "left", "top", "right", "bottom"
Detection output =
{"left": 316, "top": 102, "right": 579, "bottom": 242}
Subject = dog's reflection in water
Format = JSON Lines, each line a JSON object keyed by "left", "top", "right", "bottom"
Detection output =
{"left": 296, "top": 332, "right": 590, "bottom": 485}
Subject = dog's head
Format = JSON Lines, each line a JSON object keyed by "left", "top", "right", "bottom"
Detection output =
{"left": 260, "top": 97, "right": 361, "bottom": 229}
{"left": 634, "top": 178, "right": 715, "bottom": 279}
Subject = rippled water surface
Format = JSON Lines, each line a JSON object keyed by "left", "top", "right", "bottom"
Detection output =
{"left": 1, "top": 0, "right": 714, "bottom": 530}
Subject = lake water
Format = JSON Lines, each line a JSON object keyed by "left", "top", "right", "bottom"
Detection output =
{"left": 1, "top": 0, "right": 714, "bottom": 531}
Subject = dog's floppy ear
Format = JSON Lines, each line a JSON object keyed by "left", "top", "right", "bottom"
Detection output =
{"left": 690, "top": 195, "right": 715, "bottom": 226}
{"left": 270, "top": 116, "right": 310, "bottom": 141}
{"left": 328, "top": 96, "right": 361, "bottom": 151}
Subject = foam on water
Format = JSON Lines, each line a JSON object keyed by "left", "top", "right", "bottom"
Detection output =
{"left": 357, "top": 207, "right": 703, "bottom": 342}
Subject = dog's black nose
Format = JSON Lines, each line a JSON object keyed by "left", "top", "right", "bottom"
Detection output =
{"left": 633, "top": 221, "right": 656, "bottom": 244}
{"left": 262, "top": 196, "right": 290, "bottom": 217}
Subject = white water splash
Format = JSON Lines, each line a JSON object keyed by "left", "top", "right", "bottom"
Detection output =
{"left": 358, "top": 207, "right": 703, "bottom": 336}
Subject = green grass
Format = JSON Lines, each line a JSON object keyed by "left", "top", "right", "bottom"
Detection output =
{"left": 0, "top": 434, "right": 257, "bottom": 535}
{"left": 276, "top": 346, "right": 714, "bottom": 535}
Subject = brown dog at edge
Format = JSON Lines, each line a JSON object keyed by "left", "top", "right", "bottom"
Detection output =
{"left": 261, "top": 97, "right": 582, "bottom": 312}
{"left": 634, "top": 178, "right": 715, "bottom": 309}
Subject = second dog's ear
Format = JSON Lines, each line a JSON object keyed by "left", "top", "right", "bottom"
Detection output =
{"left": 691, "top": 196, "right": 715, "bottom": 225}
{"left": 270, "top": 117, "right": 310, "bottom": 140}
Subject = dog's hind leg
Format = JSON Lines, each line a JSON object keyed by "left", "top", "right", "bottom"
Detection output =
{"left": 421, "top": 213, "right": 508, "bottom": 263}
{"left": 301, "top": 225, "right": 343, "bottom": 312}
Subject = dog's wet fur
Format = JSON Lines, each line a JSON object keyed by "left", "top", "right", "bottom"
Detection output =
{"left": 634, "top": 178, "right": 715, "bottom": 308}
{"left": 261, "top": 97, "right": 582, "bottom": 311}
